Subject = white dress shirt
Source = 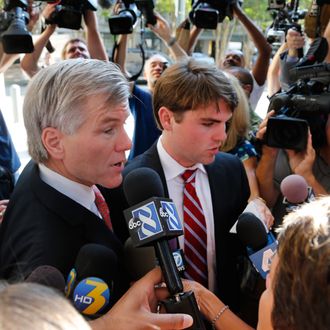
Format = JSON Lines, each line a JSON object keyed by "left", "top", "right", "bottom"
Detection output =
{"left": 39, "top": 163, "right": 101, "bottom": 219}
{"left": 157, "top": 138, "right": 217, "bottom": 291}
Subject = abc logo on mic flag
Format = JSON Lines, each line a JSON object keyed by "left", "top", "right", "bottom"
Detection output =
{"left": 73, "top": 277, "right": 110, "bottom": 316}
{"left": 124, "top": 197, "right": 183, "bottom": 247}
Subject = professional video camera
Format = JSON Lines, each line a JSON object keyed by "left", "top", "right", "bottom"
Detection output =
{"left": 188, "top": 0, "right": 236, "bottom": 29}
{"left": 43, "top": 0, "right": 97, "bottom": 30}
{"left": 108, "top": 0, "right": 156, "bottom": 35}
{"left": 265, "top": 38, "right": 330, "bottom": 151}
{"left": 266, "top": 0, "right": 306, "bottom": 53}
{"left": 0, "top": 0, "right": 33, "bottom": 53}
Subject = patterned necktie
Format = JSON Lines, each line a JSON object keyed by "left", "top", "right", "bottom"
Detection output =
{"left": 92, "top": 185, "right": 113, "bottom": 231}
{"left": 182, "top": 169, "right": 208, "bottom": 288}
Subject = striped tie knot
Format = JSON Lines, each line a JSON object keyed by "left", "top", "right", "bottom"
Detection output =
{"left": 92, "top": 185, "right": 113, "bottom": 231}
{"left": 181, "top": 169, "right": 197, "bottom": 184}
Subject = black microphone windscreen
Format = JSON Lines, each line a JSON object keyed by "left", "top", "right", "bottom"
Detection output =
{"left": 74, "top": 243, "right": 118, "bottom": 284}
{"left": 123, "top": 167, "right": 165, "bottom": 206}
{"left": 236, "top": 212, "right": 268, "bottom": 250}
{"left": 25, "top": 265, "right": 66, "bottom": 292}
{"left": 123, "top": 237, "right": 156, "bottom": 281}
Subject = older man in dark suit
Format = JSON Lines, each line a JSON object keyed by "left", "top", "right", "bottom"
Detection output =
{"left": 0, "top": 60, "right": 131, "bottom": 299}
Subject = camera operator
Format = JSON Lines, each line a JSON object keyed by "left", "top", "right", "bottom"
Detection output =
{"left": 255, "top": 108, "right": 330, "bottom": 227}
{"left": 20, "top": 2, "right": 107, "bottom": 78}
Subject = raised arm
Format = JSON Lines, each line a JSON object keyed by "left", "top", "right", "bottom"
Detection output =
{"left": 148, "top": 12, "right": 188, "bottom": 61}
{"left": 255, "top": 111, "right": 281, "bottom": 207}
{"left": 233, "top": 2, "right": 272, "bottom": 86}
{"left": 83, "top": 10, "right": 108, "bottom": 61}
{"left": 267, "top": 42, "right": 288, "bottom": 97}
{"left": 20, "top": 4, "right": 57, "bottom": 78}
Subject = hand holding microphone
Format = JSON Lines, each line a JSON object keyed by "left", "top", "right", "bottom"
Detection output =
{"left": 123, "top": 167, "right": 206, "bottom": 329}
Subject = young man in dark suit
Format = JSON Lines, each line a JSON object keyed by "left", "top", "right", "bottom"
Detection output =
{"left": 110, "top": 58, "right": 262, "bottom": 314}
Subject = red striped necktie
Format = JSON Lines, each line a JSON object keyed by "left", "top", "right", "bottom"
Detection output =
{"left": 92, "top": 185, "right": 113, "bottom": 231}
{"left": 181, "top": 169, "right": 208, "bottom": 288}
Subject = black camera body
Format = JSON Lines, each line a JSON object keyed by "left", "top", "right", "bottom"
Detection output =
{"left": 266, "top": 0, "right": 306, "bottom": 53}
{"left": 189, "top": 0, "right": 235, "bottom": 29}
{"left": 265, "top": 63, "right": 330, "bottom": 151}
{"left": 108, "top": 0, "right": 156, "bottom": 35}
{"left": 0, "top": 0, "right": 33, "bottom": 53}
{"left": 44, "top": 0, "right": 97, "bottom": 30}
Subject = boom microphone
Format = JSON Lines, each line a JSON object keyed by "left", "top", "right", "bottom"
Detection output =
{"left": 237, "top": 212, "right": 278, "bottom": 279}
{"left": 65, "top": 244, "right": 118, "bottom": 318}
{"left": 123, "top": 167, "right": 205, "bottom": 330}
{"left": 25, "top": 265, "right": 66, "bottom": 293}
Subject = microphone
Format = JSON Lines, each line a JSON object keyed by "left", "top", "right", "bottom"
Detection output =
{"left": 124, "top": 237, "right": 186, "bottom": 282}
{"left": 236, "top": 213, "right": 278, "bottom": 279}
{"left": 25, "top": 265, "right": 66, "bottom": 293}
{"left": 280, "top": 174, "right": 315, "bottom": 211}
{"left": 65, "top": 244, "right": 118, "bottom": 319}
{"left": 123, "top": 167, "right": 205, "bottom": 330}
{"left": 124, "top": 237, "right": 156, "bottom": 281}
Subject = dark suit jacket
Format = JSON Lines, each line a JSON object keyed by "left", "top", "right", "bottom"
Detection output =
{"left": 108, "top": 142, "right": 250, "bottom": 311}
{"left": 0, "top": 161, "right": 128, "bottom": 301}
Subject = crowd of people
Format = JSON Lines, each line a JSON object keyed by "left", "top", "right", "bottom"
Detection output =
{"left": 0, "top": 0, "right": 329, "bottom": 329}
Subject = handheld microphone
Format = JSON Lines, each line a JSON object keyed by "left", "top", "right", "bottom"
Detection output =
{"left": 123, "top": 167, "right": 205, "bottom": 330}
{"left": 280, "top": 174, "right": 315, "bottom": 211}
{"left": 25, "top": 265, "right": 66, "bottom": 293}
{"left": 124, "top": 237, "right": 186, "bottom": 281}
{"left": 236, "top": 212, "right": 278, "bottom": 279}
{"left": 65, "top": 244, "right": 118, "bottom": 318}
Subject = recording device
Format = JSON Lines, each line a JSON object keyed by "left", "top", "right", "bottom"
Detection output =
{"left": 25, "top": 265, "right": 66, "bottom": 292}
{"left": 265, "top": 38, "right": 330, "bottom": 151}
{"left": 0, "top": 0, "right": 33, "bottom": 54}
{"left": 123, "top": 167, "right": 205, "bottom": 330}
{"left": 65, "top": 244, "right": 118, "bottom": 318}
{"left": 236, "top": 212, "right": 278, "bottom": 279}
{"left": 108, "top": 0, "right": 156, "bottom": 35}
{"left": 266, "top": 0, "right": 306, "bottom": 54}
{"left": 43, "top": 0, "right": 97, "bottom": 30}
{"left": 188, "top": 0, "right": 236, "bottom": 29}
{"left": 124, "top": 237, "right": 186, "bottom": 281}
{"left": 280, "top": 174, "right": 315, "bottom": 212}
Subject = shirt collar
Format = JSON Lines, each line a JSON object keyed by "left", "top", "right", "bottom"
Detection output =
{"left": 39, "top": 163, "right": 95, "bottom": 210}
{"left": 157, "top": 137, "right": 206, "bottom": 181}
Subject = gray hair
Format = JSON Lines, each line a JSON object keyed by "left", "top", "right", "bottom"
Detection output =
{"left": 23, "top": 59, "right": 130, "bottom": 163}
{"left": 0, "top": 282, "right": 90, "bottom": 330}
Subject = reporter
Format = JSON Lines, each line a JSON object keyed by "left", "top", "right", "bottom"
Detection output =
{"left": 184, "top": 196, "right": 330, "bottom": 330}
{"left": 0, "top": 268, "right": 193, "bottom": 330}
{"left": 90, "top": 267, "right": 193, "bottom": 330}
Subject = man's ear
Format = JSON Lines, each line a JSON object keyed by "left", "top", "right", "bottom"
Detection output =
{"left": 158, "top": 106, "right": 174, "bottom": 131}
{"left": 41, "top": 127, "right": 64, "bottom": 160}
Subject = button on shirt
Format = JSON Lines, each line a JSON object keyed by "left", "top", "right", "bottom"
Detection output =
{"left": 157, "top": 138, "right": 217, "bottom": 292}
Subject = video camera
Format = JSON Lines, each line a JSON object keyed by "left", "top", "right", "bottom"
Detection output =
{"left": 108, "top": 0, "right": 156, "bottom": 35}
{"left": 266, "top": 0, "right": 306, "bottom": 53}
{"left": 265, "top": 38, "right": 330, "bottom": 151}
{"left": 0, "top": 0, "right": 33, "bottom": 53}
{"left": 188, "top": 0, "right": 236, "bottom": 29}
{"left": 43, "top": 0, "right": 97, "bottom": 30}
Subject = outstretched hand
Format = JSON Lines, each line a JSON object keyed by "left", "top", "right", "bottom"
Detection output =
{"left": 90, "top": 267, "right": 193, "bottom": 330}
